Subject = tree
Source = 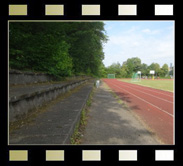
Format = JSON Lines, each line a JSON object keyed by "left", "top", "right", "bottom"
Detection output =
{"left": 106, "top": 62, "right": 122, "bottom": 78}
{"left": 148, "top": 63, "right": 161, "bottom": 76}
{"left": 9, "top": 22, "right": 73, "bottom": 78}
{"left": 9, "top": 22, "right": 108, "bottom": 78}
{"left": 65, "top": 22, "right": 108, "bottom": 76}
{"left": 98, "top": 62, "right": 107, "bottom": 78}
{"left": 125, "top": 57, "right": 141, "bottom": 77}
{"left": 121, "top": 63, "right": 128, "bottom": 78}
{"left": 141, "top": 63, "right": 148, "bottom": 76}
{"left": 161, "top": 64, "right": 169, "bottom": 77}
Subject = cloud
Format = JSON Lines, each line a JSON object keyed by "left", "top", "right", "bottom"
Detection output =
{"left": 103, "top": 26, "right": 174, "bottom": 67}
{"left": 126, "top": 26, "right": 140, "bottom": 33}
{"left": 105, "top": 25, "right": 113, "bottom": 31}
{"left": 142, "top": 28, "right": 161, "bottom": 35}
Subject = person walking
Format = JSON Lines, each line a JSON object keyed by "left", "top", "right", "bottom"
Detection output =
{"left": 96, "top": 80, "right": 100, "bottom": 88}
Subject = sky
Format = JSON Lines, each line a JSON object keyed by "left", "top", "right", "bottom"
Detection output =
{"left": 103, "top": 21, "right": 174, "bottom": 67}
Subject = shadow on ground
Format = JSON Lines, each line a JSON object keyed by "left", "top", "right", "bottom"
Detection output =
{"left": 81, "top": 82, "right": 161, "bottom": 145}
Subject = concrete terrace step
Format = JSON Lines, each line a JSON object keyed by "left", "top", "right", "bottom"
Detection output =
{"left": 9, "top": 78, "right": 91, "bottom": 123}
{"left": 9, "top": 81, "right": 94, "bottom": 145}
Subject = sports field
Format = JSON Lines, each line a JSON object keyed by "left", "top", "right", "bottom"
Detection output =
{"left": 118, "top": 79, "right": 174, "bottom": 92}
{"left": 103, "top": 78, "right": 174, "bottom": 144}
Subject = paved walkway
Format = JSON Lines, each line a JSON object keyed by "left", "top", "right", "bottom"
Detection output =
{"left": 81, "top": 81, "right": 161, "bottom": 145}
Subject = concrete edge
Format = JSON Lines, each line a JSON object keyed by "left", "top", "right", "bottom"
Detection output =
{"left": 62, "top": 82, "right": 94, "bottom": 144}
{"left": 9, "top": 78, "right": 91, "bottom": 103}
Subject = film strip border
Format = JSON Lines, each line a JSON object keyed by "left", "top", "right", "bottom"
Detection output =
{"left": 8, "top": 4, "right": 174, "bottom": 16}
{"left": 8, "top": 149, "right": 175, "bottom": 161}
{"left": 3, "top": 1, "right": 178, "bottom": 166}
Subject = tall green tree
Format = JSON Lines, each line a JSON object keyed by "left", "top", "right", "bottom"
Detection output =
{"left": 125, "top": 57, "right": 141, "bottom": 77}
{"left": 121, "top": 63, "right": 128, "bottom": 78}
{"left": 9, "top": 22, "right": 108, "bottom": 78}
{"left": 106, "top": 62, "right": 122, "bottom": 78}
{"left": 148, "top": 63, "right": 161, "bottom": 76}
{"left": 98, "top": 62, "right": 107, "bottom": 78}
{"left": 141, "top": 63, "right": 148, "bottom": 76}
{"left": 161, "top": 64, "right": 169, "bottom": 77}
{"left": 65, "top": 22, "right": 107, "bottom": 76}
{"left": 9, "top": 22, "right": 73, "bottom": 78}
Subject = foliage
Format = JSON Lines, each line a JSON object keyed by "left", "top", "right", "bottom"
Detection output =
{"left": 65, "top": 22, "right": 107, "bottom": 76}
{"left": 125, "top": 57, "right": 141, "bottom": 77}
{"left": 106, "top": 62, "right": 123, "bottom": 78}
{"left": 140, "top": 63, "right": 148, "bottom": 76}
{"left": 101, "top": 57, "right": 173, "bottom": 78}
{"left": 9, "top": 22, "right": 108, "bottom": 79}
{"left": 98, "top": 63, "right": 107, "bottom": 78}
{"left": 161, "top": 64, "right": 169, "bottom": 76}
{"left": 148, "top": 63, "right": 161, "bottom": 76}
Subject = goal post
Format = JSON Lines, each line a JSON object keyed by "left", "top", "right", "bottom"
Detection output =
{"left": 131, "top": 71, "right": 141, "bottom": 82}
{"left": 107, "top": 74, "right": 115, "bottom": 79}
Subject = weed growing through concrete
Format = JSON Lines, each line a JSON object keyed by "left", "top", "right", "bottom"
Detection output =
{"left": 70, "top": 86, "right": 94, "bottom": 145}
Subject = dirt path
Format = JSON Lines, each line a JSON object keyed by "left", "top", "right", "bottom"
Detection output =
{"left": 81, "top": 81, "right": 161, "bottom": 145}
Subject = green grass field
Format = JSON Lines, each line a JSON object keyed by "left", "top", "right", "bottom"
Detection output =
{"left": 118, "top": 79, "right": 174, "bottom": 92}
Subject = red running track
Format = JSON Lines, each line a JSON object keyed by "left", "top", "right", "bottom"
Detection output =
{"left": 103, "top": 79, "right": 174, "bottom": 144}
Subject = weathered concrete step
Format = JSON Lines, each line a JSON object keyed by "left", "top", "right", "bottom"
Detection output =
{"left": 9, "top": 78, "right": 91, "bottom": 123}
{"left": 9, "top": 69, "right": 89, "bottom": 85}
{"left": 9, "top": 81, "right": 94, "bottom": 145}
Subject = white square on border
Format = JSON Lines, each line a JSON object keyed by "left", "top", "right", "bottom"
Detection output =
{"left": 9, "top": 5, "right": 28, "bottom": 16}
{"left": 82, "top": 5, "right": 100, "bottom": 16}
{"left": 46, "top": 150, "right": 64, "bottom": 161}
{"left": 155, "top": 5, "right": 173, "bottom": 15}
{"left": 45, "top": 5, "right": 64, "bottom": 15}
{"left": 155, "top": 150, "right": 174, "bottom": 161}
{"left": 9, "top": 150, "right": 28, "bottom": 161}
{"left": 119, "top": 150, "right": 137, "bottom": 161}
{"left": 118, "top": 5, "right": 137, "bottom": 15}
{"left": 82, "top": 150, "right": 101, "bottom": 161}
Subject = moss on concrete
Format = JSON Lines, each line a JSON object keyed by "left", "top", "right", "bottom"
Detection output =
{"left": 9, "top": 82, "right": 89, "bottom": 133}
{"left": 70, "top": 84, "right": 95, "bottom": 145}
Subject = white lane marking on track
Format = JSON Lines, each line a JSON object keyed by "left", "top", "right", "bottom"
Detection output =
{"left": 110, "top": 83, "right": 174, "bottom": 117}
{"left": 117, "top": 80, "right": 173, "bottom": 98}
{"left": 114, "top": 82, "right": 173, "bottom": 104}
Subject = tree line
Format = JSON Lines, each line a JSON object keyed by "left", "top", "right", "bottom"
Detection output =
{"left": 9, "top": 22, "right": 108, "bottom": 79}
{"left": 100, "top": 57, "right": 173, "bottom": 78}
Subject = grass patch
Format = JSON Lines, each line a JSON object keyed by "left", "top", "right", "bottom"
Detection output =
{"left": 118, "top": 79, "right": 174, "bottom": 92}
{"left": 70, "top": 85, "right": 94, "bottom": 145}
{"left": 70, "top": 109, "right": 86, "bottom": 145}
